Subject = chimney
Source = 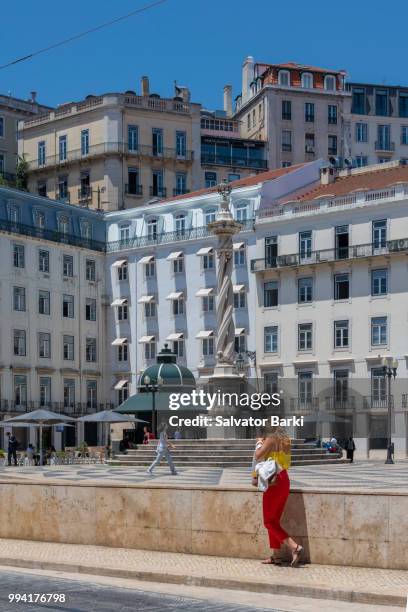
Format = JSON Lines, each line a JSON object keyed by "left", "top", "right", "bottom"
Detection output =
{"left": 320, "top": 165, "right": 336, "bottom": 185}
{"left": 223, "top": 85, "right": 232, "bottom": 116}
{"left": 242, "top": 56, "right": 254, "bottom": 104}
{"left": 141, "top": 76, "right": 150, "bottom": 97}
{"left": 30, "top": 91, "right": 37, "bottom": 103}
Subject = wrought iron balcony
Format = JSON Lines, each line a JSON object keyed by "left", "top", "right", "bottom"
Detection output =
{"left": 251, "top": 238, "right": 408, "bottom": 272}
{"left": 362, "top": 395, "right": 393, "bottom": 410}
{"left": 375, "top": 141, "right": 395, "bottom": 152}
{"left": 201, "top": 153, "right": 267, "bottom": 170}
{"left": 149, "top": 186, "right": 167, "bottom": 198}
{"left": 0, "top": 400, "right": 114, "bottom": 416}
{"left": 107, "top": 218, "right": 255, "bottom": 252}
{"left": 56, "top": 191, "right": 70, "bottom": 203}
{"left": 78, "top": 186, "right": 92, "bottom": 201}
{"left": 324, "top": 396, "right": 355, "bottom": 411}
{"left": 125, "top": 183, "right": 143, "bottom": 196}
{"left": 173, "top": 188, "right": 190, "bottom": 196}
{"left": 290, "top": 397, "right": 319, "bottom": 412}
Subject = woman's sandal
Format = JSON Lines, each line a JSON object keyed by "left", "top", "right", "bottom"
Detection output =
{"left": 291, "top": 545, "right": 304, "bottom": 567}
{"left": 261, "top": 555, "right": 282, "bottom": 565}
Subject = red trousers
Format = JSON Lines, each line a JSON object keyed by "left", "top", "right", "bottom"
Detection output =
{"left": 262, "top": 470, "right": 290, "bottom": 549}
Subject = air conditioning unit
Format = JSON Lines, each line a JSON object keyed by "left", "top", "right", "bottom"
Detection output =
{"left": 329, "top": 156, "right": 341, "bottom": 168}
{"left": 388, "top": 239, "right": 407, "bottom": 252}
{"left": 281, "top": 254, "right": 297, "bottom": 266}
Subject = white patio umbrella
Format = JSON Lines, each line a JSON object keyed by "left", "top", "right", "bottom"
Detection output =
{"left": 77, "top": 409, "right": 148, "bottom": 448}
{"left": 2, "top": 409, "right": 76, "bottom": 466}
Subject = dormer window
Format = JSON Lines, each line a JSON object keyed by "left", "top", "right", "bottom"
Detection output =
{"left": 58, "top": 215, "right": 69, "bottom": 235}
{"left": 324, "top": 75, "right": 336, "bottom": 91}
{"left": 175, "top": 213, "right": 186, "bottom": 236}
{"left": 147, "top": 218, "right": 158, "bottom": 240}
{"left": 278, "top": 70, "right": 290, "bottom": 87}
{"left": 301, "top": 73, "right": 313, "bottom": 89}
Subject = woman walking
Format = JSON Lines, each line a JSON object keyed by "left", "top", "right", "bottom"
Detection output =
{"left": 147, "top": 423, "right": 178, "bottom": 475}
{"left": 254, "top": 426, "right": 303, "bottom": 567}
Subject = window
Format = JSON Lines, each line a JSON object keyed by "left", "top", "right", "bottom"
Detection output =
{"left": 235, "top": 203, "right": 248, "bottom": 222}
{"left": 234, "top": 291, "right": 246, "bottom": 309}
{"left": 173, "top": 256, "right": 184, "bottom": 274}
{"left": 205, "top": 172, "right": 217, "bottom": 188}
{"left": 371, "top": 316, "right": 387, "bottom": 346}
{"left": 152, "top": 128, "right": 163, "bottom": 156}
{"left": 147, "top": 218, "right": 158, "bottom": 240}
{"left": 175, "top": 213, "right": 186, "bottom": 236}
{"left": 63, "top": 379, "right": 75, "bottom": 408}
{"left": 14, "top": 375, "right": 27, "bottom": 406}
{"left": 371, "top": 269, "right": 388, "bottom": 295}
{"left": 305, "top": 133, "right": 315, "bottom": 153}
{"left": 79, "top": 171, "right": 90, "bottom": 200}
{"left": 324, "top": 75, "right": 336, "bottom": 90}
{"left": 8, "top": 205, "right": 19, "bottom": 224}
{"left": 173, "top": 296, "right": 184, "bottom": 316}
{"left": 14, "top": 329, "right": 26, "bottom": 356}
{"left": 247, "top": 113, "right": 251, "bottom": 129}
{"left": 298, "top": 277, "right": 313, "bottom": 303}
{"left": 118, "top": 261, "right": 128, "bottom": 281}
{"left": 57, "top": 177, "right": 68, "bottom": 201}
{"left": 176, "top": 131, "right": 186, "bottom": 157}
{"left": 205, "top": 208, "right": 216, "bottom": 224}
{"left": 59, "top": 135, "right": 67, "bottom": 162}
{"left": 13, "top": 244, "right": 24, "bottom": 268}
{"left": 298, "top": 323, "right": 312, "bottom": 351}
{"left": 81, "top": 220, "right": 92, "bottom": 240}
{"left": 203, "top": 252, "right": 214, "bottom": 270}
{"left": 328, "top": 135, "right": 338, "bottom": 155}
{"left": 265, "top": 236, "right": 278, "bottom": 267}
{"left": 118, "top": 342, "right": 128, "bottom": 362}
{"left": 202, "top": 337, "right": 214, "bottom": 356}
{"left": 264, "top": 326, "right": 278, "bottom": 353}
{"left": 401, "top": 126, "right": 408, "bottom": 145}
{"left": 355, "top": 122, "right": 368, "bottom": 142}
{"left": 278, "top": 70, "right": 290, "bottom": 86}
{"left": 234, "top": 245, "right": 245, "bottom": 266}
{"left": 38, "top": 141, "right": 46, "bottom": 166}
{"left": 0, "top": 116, "right": 4, "bottom": 138}
{"left": 375, "top": 89, "right": 389, "bottom": 116}
{"left": 228, "top": 173, "right": 240, "bottom": 182}
{"left": 81, "top": 129, "right": 89, "bottom": 156}
{"left": 372, "top": 219, "right": 387, "bottom": 250}
{"left": 355, "top": 155, "right": 368, "bottom": 168}
{"left": 86, "top": 380, "right": 97, "bottom": 409}
{"left": 0, "top": 153, "right": 4, "bottom": 173}
{"left": 281, "top": 130, "right": 292, "bottom": 152}
{"left": 118, "top": 382, "right": 129, "bottom": 405}
{"left": 298, "top": 372, "right": 313, "bottom": 406}
{"left": 334, "top": 320, "right": 349, "bottom": 348}
{"left": 282, "top": 100, "right": 291, "bottom": 120}
{"left": 62, "top": 294, "right": 74, "bottom": 318}
{"left": 39, "top": 377, "right": 51, "bottom": 407}
{"left": 34, "top": 209, "right": 45, "bottom": 228}
{"left": 282, "top": 161, "right": 292, "bottom": 168}
{"left": 13, "top": 287, "right": 26, "bottom": 311}
{"left": 63, "top": 335, "right": 74, "bottom": 360}
{"left": 38, "top": 332, "right": 51, "bottom": 358}
{"left": 352, "top": 87, "right": 366, "bottom": 114}
{"left": 301, "top": 73, "right": 313, "bottom": 89}
{"left": 234, "top": 333, "right": 246, "bottom": 354}
{"left": 334, "top": 273, "right": 350, "bottom": 300}
{"left": 119, "top": 224, "right": 130, "bottom": 242}
{"left": 145, "top": 260, "right": 156, "bottom": 277}
{"left": 202, "top": 295, "right": 214, "bottom": 312}
{"left": 128, "top": 125, "right": 138, "bottom": 152}
{"left": 144, "top": 301, "right": 156, "bottom": 318}
{"left": 377, "top": 124, "right": 391, "bottom": 150}
{"left": 127, "top": 167, "right": 140, "bottom": 195}
{"left": 86, "top": 259, "right": 96, "bottom": 281}
{"left": 305, "top": 102, "right": 314, "bottom": 122}
{"left": 86, "top": 298, "right": 96, "bottom": 321}
{"left": 264, "top": 281, "right": 278, "bottom": 307}
{"left": 173, "top": 339, "right": 184, "bottom": 358}
{"left": 117, "top": 303, "right": 128, "bottom": 321}
{"left": 328, "top": 105, "right": 337, "bottom": 124}
{"left": 399, "top": 93, "right": 408, "bottom": 118}
{"left": 264, "top": 373, "right": 278, "bottom": 395}
{"left": 145, "top": 341, "right": 156, "bottom": 360}
{"left": 58, "top": 214, "right": 69, "bottom": 234}
{"left": 63, "top": 254, "right": 73, "bottom": 277}
{"left": 335, "top": 224, "right": 349, "bottom": 259}
{"left": 175, "top": 173, "right": 187, "bottom": 195}
{"left": 39, "top": 290, "right": 50, "bottom": 315}
{"left": 299, "top": 231, "right": 312, "bottom": 260}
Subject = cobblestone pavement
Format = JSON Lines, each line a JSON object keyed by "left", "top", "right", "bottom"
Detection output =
{"left": 0, "top": 460, "right": 407, "bottom": 491}
{"left": 0, "top": 539, "right": 406, "bottom": 606}
{"left": 0, "top": 567, "right": 284, "bottom": 612}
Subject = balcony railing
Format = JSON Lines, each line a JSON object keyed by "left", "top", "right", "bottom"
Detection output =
{"left": 149, "top": 186, "right": 167, "bottom": 198}
{"left": 27, "top": 142, "right": 193, "bottom": 170}
{"left": 107, "top": 218, "right": 255, "bottom": 252}
{"left": 201, "top": 153, "right": 267, "bottom": 170}
{"left": 324, "top": 396, "right": 355, "bottom": 411}
{"left": 0, "top": 171, "right": 16, "bottom": 183}
{"left": 375, "top": 141, "right": 395, "bottom": 152}
{"left": 56, "top": 191, "right": 70, "bottom": 203}
{"left": 0, "top": 400, "right": 115, "bottom": 416}
{"left": 173, "top": 188, "right": 190, "bottom": 196}
{"left": 125, "top": 183, "right": 143, "bottom": 196}
{"left": 362, "top": 396, "right": 393, "bottom": 410}
{"left": 251, "top": 238, "right": 408, "bottom": 272}
{"left": 401, "top": 394, "right": 408, "bottom": 410}
{"left": 290, "top": 397, "right": 319, "bottom": 412}
{"left": 78, "top": 186, "right": 92, "bottom": 201}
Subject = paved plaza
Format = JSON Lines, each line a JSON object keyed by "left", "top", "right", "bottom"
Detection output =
{"left": 0, "top": 460, "right": 406, "bottom": 492}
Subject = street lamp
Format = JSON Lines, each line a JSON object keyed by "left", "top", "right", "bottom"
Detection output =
{"left": 382, "top": 356, "right": 398, "bottom": 465}
{"left": 143, "top": 374, "right": 163, "bottom": 438}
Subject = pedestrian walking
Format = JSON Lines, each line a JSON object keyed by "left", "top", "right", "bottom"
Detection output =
{"left": 6, "top": 432, "right": 18, "bottom": 466}
{"left": 147, "top": 423, "right": 178, "bottom": 475}
{"left": 253, "top": 426, "right": 303, "bottom": 567}
{"left": 346, "top": 437, "right": 356, "bottom": 463}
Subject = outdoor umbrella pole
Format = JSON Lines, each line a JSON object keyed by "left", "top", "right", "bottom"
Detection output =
{"left": 39, "top": 423, "right": 43, "bottom": 466}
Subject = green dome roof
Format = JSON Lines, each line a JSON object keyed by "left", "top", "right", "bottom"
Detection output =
{"left": 138, "top": 344, "right": 195, "bottom": 389}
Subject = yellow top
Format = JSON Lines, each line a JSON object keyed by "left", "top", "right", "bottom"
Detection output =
{"left": 266, "top": 449, "right": 291, "bottom": 471}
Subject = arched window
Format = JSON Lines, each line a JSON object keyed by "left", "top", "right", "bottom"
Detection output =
{"left": 81, "top": 220, "right": 92, "bottom": 240}
{"left": 58, "top": 215, "right": 69, "bottom": 235}
{"left": 278, "top": 70, "right": 290, "bottom": 87}
{"left": 205, "top": 208, "right": 216, "bottom": 224}
{"left": 324, "top": 75, "right": 336, "bottom": 91}
{"left": 301, "top": 72, "right": 313, "bottom": 89}
{"left": 147, "top": 218, "right": 158, "bottom": 240}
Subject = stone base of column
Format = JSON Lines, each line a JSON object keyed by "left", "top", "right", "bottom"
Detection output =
{"left": 206, "top": 372, "right": 246, "bottom": 439}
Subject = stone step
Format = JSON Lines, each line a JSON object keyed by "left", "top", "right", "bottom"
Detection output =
{"left": 108, "top": 458, "right": 347, "bottom": 467}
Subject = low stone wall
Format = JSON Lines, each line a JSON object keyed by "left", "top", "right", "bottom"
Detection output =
{"left": 0, "top": 480, "right": 406, "bottom": 570}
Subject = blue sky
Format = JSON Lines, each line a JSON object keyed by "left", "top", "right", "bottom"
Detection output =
{"left": 2, "top": 0, "right": 408, "bottom": 109}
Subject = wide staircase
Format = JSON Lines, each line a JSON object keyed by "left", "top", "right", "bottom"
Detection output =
{"left": 110, "top": 439, "right": 346, "bottom": 468}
